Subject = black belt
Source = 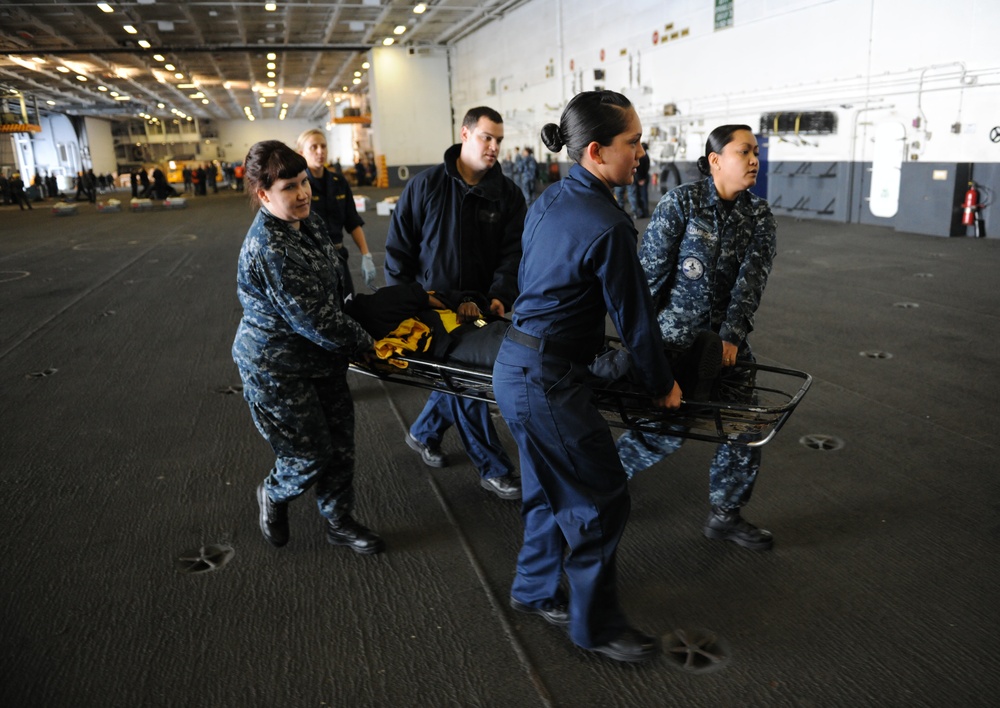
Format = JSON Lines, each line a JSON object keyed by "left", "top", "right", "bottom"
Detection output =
{"left": 505, "top": 327, "right": 596, "bottom": 365}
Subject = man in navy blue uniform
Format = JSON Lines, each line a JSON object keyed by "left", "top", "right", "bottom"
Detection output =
{"left": 384, "top": 106, "right": 525, "bottom": 500}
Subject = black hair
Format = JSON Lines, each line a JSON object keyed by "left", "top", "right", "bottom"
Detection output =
{"left": 540, "top": 90, "right": 633, "bottom": 163}
{"left": 462, "top": 106, "right": 504, "bottom": 129}
{"left": 244, "top": 140, "right": 308, "bottom": 208}
{"left": 696, "top": 124, "right": 754, "bottom": 175}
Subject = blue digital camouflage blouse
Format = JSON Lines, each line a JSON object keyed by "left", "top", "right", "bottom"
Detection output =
{"left": 639, "top": 177, "right": 776, "bottom": 349}
{"left": 232, "top": 207, "right": 373, "bottom": 377}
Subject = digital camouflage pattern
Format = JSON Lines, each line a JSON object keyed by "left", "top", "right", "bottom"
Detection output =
{"left": 639, "top": 177, "right": 776, "bottom": 349}
{"left": 232, "top": 207, "right": 373, "bottom": 516}
{"left": 617, "top": 177, "right": 776, "bottom": 507}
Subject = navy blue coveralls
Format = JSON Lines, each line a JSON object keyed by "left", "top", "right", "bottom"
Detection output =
{"left": 493, "top": 164, "right": 673, "bottom": 649}
{"left": 307, "top": 167, "right": 365, "bottom": 297}
{"left": 232, "top": 208, "right": 373, "bottom": 521}
{"left": 384, "top": 144, "right": 525, "bottom": 480}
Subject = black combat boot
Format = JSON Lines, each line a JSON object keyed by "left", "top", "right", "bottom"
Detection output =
{"left": 256, "top": 482, "right": 289, "bottom": 547}
{"left": 702, "top": 507, "right": 773, "bottom": 551}
{"left": 327, "top": 516, "right": 385, "bottom": 555}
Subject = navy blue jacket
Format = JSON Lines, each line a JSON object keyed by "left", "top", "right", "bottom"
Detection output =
{"left": 307, "top": 167, "right": 364, "bottom": 245}
{"left": 512, "top": 163, "right": 673, "bottom": 396}
{"left": 384, "top": 144, "right": 525, "bottom": 310}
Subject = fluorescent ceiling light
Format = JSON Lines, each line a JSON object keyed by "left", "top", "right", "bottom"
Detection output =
{"left": 98, "top": 3, "right": 114, "bottom": 13}
{"left": 137, "top": 40, "right": 151, "bottom": 48}
{"left": 123, "top": 25, "right": 137, "bottom": 34}
{"left": 414, "top": 3, "right": 427, "bottom": 14}
{"left": 265, "top": 2, "right": 277, "bottom": 11}
{"left": 393, "top": 25, "right": 406, "bottom": 35}
{"left": 382, "top": 37, "right": 394, "bottom": 46}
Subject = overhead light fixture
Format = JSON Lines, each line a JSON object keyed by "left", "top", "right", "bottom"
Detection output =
{"left": 201, "top": 99, "right": 209, "bottom": 104}
{"left": 264, "top": 2, "right": 277, "bottom": 11}
{"left": 98, "top": 85, "right": 108, "bottom": 91}
{"left": 153, "top": 54, "right": 165, "bottom": 61}
{"left": 352, "top": 78, "right": 361, "bottom": 85}
{"left": 393, "top": 25, "right": 406, "bottom": 35}
{"left": 164, "top": 63, "right": 175, "bottom": 70}
{"left": 178, "top": 83, "right": 197, "bottom": 88}
{"left": 354, "top": 71, "right": 361, "bottom": 77}
{"left": 362, "top": 61, "right": 370, "bottom": 69}
{"left": 382, "top": 37, "right": 394, "bottom": 46}
{"left": 76, "top": 75, "right": 88, "bottom": 81}
{"left": 98, "top": 3, "right": 114, "bottom": 13}
{"left": 137, "top": 40, "right": 151, "bottom": 48}
{"left": 414, "top": 3, "right": 427, "bottom": 14}
{"left": 56, "top": 66, "right": 70, "bottom": 73}
{"left": 267, "top": 53, "right": 276, "bottom": 60}
{"left": 123, "top": 25, "right": 137, "bottom": 34}
{"left": 175, "top": 73, "right": 184, "bottom": 79}
{"left": 266, "top": 62, "right": 276, "bottom": 70}
{"left": 32, "top": 57, "right": 45, "bottom": 63}
{"left": 114, "top": 95, "right": 130, "bottom": 101}
{"left": 267, "top": 72, "right": 275, "bottom": 78}
{"left": 47, "top": 99, "right": 56, "bottom": 105}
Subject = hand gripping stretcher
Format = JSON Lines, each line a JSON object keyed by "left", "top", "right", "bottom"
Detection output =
{"left": 349, "top": 336, "right": 811, "bottom": 448}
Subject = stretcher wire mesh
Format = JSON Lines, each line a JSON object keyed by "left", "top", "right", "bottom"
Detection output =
{"left": 349, "top": 355, "right": 810, "bottom": 448}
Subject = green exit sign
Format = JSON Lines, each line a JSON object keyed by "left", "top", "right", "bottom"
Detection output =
{"left": 715, "top": 0, "right": 734, "bottom": 29}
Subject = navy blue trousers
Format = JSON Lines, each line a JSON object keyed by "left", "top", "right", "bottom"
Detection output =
{"left": 410, "top": 391, "right": 514, "bottom": 479}
{"left": 494, "top": 339, "right": 631, "bottom": 648}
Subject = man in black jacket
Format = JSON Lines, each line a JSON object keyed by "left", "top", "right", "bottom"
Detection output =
{"left": 385, "top": 106, "right": 525, "bottom": 500}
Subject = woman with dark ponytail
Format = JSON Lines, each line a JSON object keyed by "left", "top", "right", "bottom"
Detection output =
{"left": 616, "top": 124, "right": 778, "bottom": 551}
{"left": 493, "top": 91, "right": 680, "bottom": 663}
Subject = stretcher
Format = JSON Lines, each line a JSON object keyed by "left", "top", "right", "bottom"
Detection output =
{"left": 350, "top": 339, "right": 811, "bottom": 448}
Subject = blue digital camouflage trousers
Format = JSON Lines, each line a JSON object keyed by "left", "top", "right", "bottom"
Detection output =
{"left": 616, "top": 356, "right": 760, "bottom": 511}
{"left": 239, "top": 363, "right": 356, "bottom": 521}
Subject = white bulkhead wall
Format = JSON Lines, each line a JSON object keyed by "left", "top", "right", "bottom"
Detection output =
{"left": 448, "top": 0, "right": 1000, "bottom": 166}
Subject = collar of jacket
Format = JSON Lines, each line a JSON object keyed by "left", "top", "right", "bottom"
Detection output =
{"left": 568, "top": 162, "right": 621, "bottom": 208}
{"left": 443, "top": 143, "right": 505, "bottom": 200}
{"left": 259, "top": 205, "right": 322, "bottom": 238}
{"left": 702, "top": 176, "right": 753, "bottom": 217}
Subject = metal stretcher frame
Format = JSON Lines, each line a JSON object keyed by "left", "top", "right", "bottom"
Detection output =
{"left": 349, "top": 350, "right": 811, "bottom": 448}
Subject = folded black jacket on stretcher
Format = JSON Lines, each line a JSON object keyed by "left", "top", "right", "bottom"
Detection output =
{"left": 342, "top": 283, "right": 663, "bottom": 390}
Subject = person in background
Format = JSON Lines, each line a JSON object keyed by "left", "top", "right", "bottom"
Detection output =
{"left": 296, "top": 129, "right": 376, "bottom": 295}
{"left": 616, "top": 124, "right": 777, "bottom": 551}
{"left": 633, "top": 143, "right": 651, "bottom": 218}
{"left": 10, "top": 173, "right": 32, "bottom": 210}
{"left": 384, "top": 106, "right": 525, "bottom": 501}
{"left": 493, "top": 90, "right": 681, "bottom": 663}
{"left": 517, "top": 146, "right": 538, "bottom": 206}
{"left": 232, "top": 140, "right": 383, "bottom": 555}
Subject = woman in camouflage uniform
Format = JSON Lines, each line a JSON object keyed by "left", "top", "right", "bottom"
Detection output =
{"left": 616, "top": 124, "right": 778, "bottom": 551}
{"left": 232, "top": 140, "right": 383, "bottom": 554}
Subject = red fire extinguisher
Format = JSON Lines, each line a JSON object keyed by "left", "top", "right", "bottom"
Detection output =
{"left": 961, "top": 181, "right": 979, "bottom": 226}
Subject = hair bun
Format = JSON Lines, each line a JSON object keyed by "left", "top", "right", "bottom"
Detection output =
{"left": 540, "top": 123, "right": 565, "bottom": 153}
{"left": 696, "top": 155, "right": 711, "bottom": 176}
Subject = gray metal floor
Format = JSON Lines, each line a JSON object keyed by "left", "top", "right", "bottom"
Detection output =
{"left": 2, "top": 188, "right": 998, "bottom": 707}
